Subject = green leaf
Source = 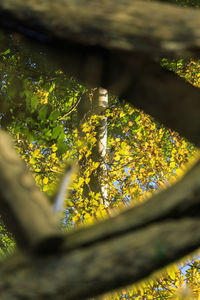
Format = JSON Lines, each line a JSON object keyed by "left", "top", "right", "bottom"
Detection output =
{"left": 0, "top": 49, "right": 11, "bottom": 56}
{"left": 52, "top": 126, "right": 63, "bottom": 139}
{"left": 24, "top": 89, "right": 31, "bottom": 111}
{"left": 31, "top": 95, "right": 39, "bottom": 112}
{"left": 38, "top": 105, "right": 48, "bottom": 121}
{"left": 49, "top": 110, "right": 60, "bottom": 121}
{"left": 49, "top": 82, "right": 55, "bottom": 93}
{"left": 57, "top": 140, "right": 67, "bottom": 154}
{"left": 135, "top": 115, "right": 141, "bottom": 123}
{"left": 44, "top": 128, "right": 52, "bottom": 139}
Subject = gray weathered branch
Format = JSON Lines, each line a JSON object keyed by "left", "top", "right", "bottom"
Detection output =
{"left": 0, "top": 0, "right": 200, "bottom": 58}
{"left": 1, "top": 218, "right": 200, "bottom": 300}
{"left": 0, "top": 131, "right": 63, "bottom": 253}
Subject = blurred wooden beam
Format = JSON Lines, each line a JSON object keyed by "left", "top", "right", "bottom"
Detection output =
{"left": 0, "top": 0, "right": 200, "bottom": 58}
{"left": 0, "top": 131, "right": 63, "bottom": 254}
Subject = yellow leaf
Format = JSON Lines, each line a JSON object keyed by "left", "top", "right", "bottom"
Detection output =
{"left": 43, "top": 185, "right": 49, "bottom": 192}
{"left": 43, "top": 177, "right": 48, "bottom": 184}
{"left": 85, "top": 177, "right": 90, "bottom": 184}
{"left": 137, "top": 132, "right": 142, "bottom": 140}
{"left": 170, "top": 162, "right": 176, "bottom": 169}
{"left": 128, "top": 121, "right": 133, "bottom": 126}
{"left": 51, "top": 153, "right": 56, "bottom": 159}
{"left": 51, "top": 144, "right": 58, "bottom": 152}
{"left": 73, "top": 215, "right": 80, "bottom": 224}
{"left": 176, "top": 168, "right": 183, "bottom": 176}
{"left": 93, "top": 162, "right": 100, "bottom": 168}
{"left": 120, "top": 112, "right": 125, "bottom": 118}
{"left": 78, "top": 177, "right": 85, "bottom": 186}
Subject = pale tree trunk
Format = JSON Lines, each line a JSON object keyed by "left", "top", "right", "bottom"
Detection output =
{"left": 77, "top": 87, "right": 108, "bottom": 210}
{"left": 92, "top": 87, "right": 108, "bottom": 207}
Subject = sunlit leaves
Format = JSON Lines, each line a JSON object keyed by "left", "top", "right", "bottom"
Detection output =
{"left": 0, "top": 48, "right": 11, "bottom": 56}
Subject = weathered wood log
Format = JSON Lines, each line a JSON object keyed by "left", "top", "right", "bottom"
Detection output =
{"left": 0, "top": 218, "right": 200, "bottom": 300}
{"left": 0, "top": 0, "right": 200, "bottom": 58}
{"left": 0, "top": 131, "right": 63, "bottom": 253}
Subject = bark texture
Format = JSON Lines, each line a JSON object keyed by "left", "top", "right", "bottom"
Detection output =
{"left": 1, "top": 218, "right": 200, "bottom": 300}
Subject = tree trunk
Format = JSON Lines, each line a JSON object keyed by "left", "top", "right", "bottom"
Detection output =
{"left": 77, "top": 88, "right": 108, "bottom": 208}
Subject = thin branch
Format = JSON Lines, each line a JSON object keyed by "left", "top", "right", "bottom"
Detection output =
{"left": 57, "top": 96, "right": 82, "bottom": 121}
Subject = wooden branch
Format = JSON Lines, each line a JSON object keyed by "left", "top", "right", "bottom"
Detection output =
{"left": 1, "top": 218, "right": 200, "bottom": 300}
{"left": 113, "top": 57, "right": 200, "bottom": 147}
{"left": 0, "top": 131, "right": 63, "bottom": 253}
{"left": 0, "top": 0, "right": 200, "bottom": 58}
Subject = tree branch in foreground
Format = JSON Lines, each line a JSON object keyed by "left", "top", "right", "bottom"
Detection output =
{"left": 1, "top": 218, "right": 199, "bottom": 300}
{"left": 0, "top": 131, "right": 64, "bottom": 253}
{"left": 1, "top": 0, "right": 200, "bottom": 58}
{"left": 1, "top": 131, "right": 200, "bottom": 299}
{"left": 112, "top": 57, "right": 200, "bottom": 147}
